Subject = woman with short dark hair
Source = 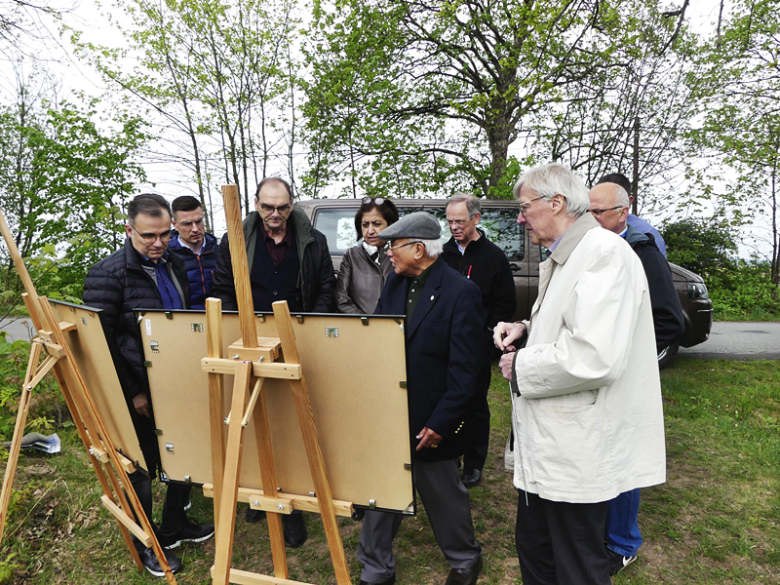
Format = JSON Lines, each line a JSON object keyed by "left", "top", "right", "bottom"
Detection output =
{"left": 336, "top": 197, "right": 399, "bottom": 314}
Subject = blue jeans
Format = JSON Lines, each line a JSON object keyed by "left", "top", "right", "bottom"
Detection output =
{"left": 605, "top": 488, "right": 642, "bottom": 557}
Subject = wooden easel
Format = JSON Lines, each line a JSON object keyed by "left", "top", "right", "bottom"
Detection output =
{"left": 0, "top": 208, "right": 178, "bottom": 583}
{"left": 203, "top": 185, "right": 352, "bottom": 585}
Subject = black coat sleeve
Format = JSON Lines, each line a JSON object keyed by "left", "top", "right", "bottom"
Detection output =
{"left": 310, "top": 231, "right": 336, "bottom": 313}
{"left": 635, "top": 243, "right": 685, "bottom": 352}
{"left": 211, "top": 232, "right": 239, "bottom": 311}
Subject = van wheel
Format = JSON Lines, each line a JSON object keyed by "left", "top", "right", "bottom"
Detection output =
{"left": 657, "top": 342, "right": 679, "bottom": 370}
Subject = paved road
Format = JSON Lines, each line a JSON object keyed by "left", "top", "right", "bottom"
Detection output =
{"left": 0, "top": 317, "right": 36, "bottom": 343}
{"left": 678, "top": 321, "right": 780, "bottom": 360}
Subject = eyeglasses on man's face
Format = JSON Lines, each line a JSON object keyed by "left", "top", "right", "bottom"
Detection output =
{"left": 259, "top": 202, "right": 292, "bottom": 214}
{"left": 518, "top": 196, "right": 546, "bottom": 216}
{"left": 387, "top": 240, "right": 421, "bottom": 252}
{"left": 447, "top": 219, "right": 470, "bottom": 227}
{"left": 589, "top": 205, "right": 625, "bottom": 217}
{"left": 132, "top": 226, "right": 172, "bottom": 243}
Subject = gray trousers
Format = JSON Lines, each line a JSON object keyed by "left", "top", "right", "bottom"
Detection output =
{"left": 358, "top": 458, "right": 481, "bottom": 583}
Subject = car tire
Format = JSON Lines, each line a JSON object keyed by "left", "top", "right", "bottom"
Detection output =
{"left": 657, "top": 342, "right": 679, "bottom": 370}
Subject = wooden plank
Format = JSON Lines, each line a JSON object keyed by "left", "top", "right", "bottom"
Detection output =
{"left": 210, "top": 566, "right": 313, "bottom": 585}
{"left": 272, "top": 302, "right": 352, "bottom": 585}
{"left": 201, "top": 485, "right": 354, "bottom": 518}
{"left": 201, "top": 358, "right": 302, "bottom": 380}
{"left": 101, "top": 495, "right": 153, "bottom": 548}
{"left": 252, "top": 380, "right": 288, "bottom": 578}
{"left": 206, "top": 298, "right": 226, "bottom": 533}
{"left": 58, "top": 320, "right": 77, "bottom": 333}
{"left": 212, "top": 362, "right": 252, "bottom": 585}
{"left": 222, "top": 184, "right": 257, "bottom": 349}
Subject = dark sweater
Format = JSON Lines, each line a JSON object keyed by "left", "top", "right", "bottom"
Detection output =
{"left": 442, "top": 230, "right": 517, "bottom": 336}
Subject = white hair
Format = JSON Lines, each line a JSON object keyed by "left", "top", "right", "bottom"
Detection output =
{"left": 513, "top": 162, "right": 590, "bottom": 218}
{"left": 420, "top": 238, "right": 443, "bottom": 258}
{"left": 613, "top": 184, "right": 630, "bottom": 207}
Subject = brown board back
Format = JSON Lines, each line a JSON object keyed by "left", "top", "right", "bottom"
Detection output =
{"left": 50, "top": 300, "right": 147, "bottom": 471}
{"left": 140, "top": 310, "right": 413, "bottom": 514}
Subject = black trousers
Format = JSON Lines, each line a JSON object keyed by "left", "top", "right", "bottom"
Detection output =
{"left": 129, "top": 470, "right": 192, "bottom": 552}
{"left": 515, "top": 490, "right": 610, "bottom": 585}
{"left": 462, "top": 350, "right": 492, "bottom": 471}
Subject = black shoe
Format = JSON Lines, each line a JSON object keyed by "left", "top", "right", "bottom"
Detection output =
{"left": 159, "top": 520, "right": 215, "bottom": 549}
{"left": 607, "top": 547, "right": 637, "bottom": 575}
{"left": 445, "top": 555, "right": 483, "bottom": 585}
{"left": 358, "top": 576, "right": 395, "bottom": 585}
{"left": 139, "top": 547, "right": 182, "bottom": 577}
{"left": 245, "top": 506, "right": 267, "bottom": 522}
{"left": 461, "top": 467, "right": 482, "bottom": 488}
{"left": 283, "top": 513, "right": 308, "bottom": 548}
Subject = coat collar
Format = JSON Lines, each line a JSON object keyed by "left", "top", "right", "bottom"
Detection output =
{"left": 548, "top": 212, "right": 600, "bottom": 265}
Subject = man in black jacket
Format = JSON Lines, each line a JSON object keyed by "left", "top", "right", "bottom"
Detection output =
{"left": 211, "top": 177, "right": 335, "bottom": 546}
{"left": 442, "top": 194, "right": 516, "bottom": 487}
{"left": 588, "top": 181, "right": 684, "bottom": 576}
{"left": 83, "top": 194, "right": 213, "bottom": 577}
{"left": 358, "top": 212, "right": 484, "bottom": 585}
{"left": 168, "top": 195, "right": 220, "bottom": 309}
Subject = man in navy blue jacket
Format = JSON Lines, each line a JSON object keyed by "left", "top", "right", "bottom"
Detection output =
{"left": 357, "top": 212, "right": 484, "bottom": 585}
{"left": 168, "top": 196, "right": 219, "bottom": 309}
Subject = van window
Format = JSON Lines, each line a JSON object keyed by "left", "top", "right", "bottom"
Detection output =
{"left": 312, "top": 204, "right": 525, "bottom": 261}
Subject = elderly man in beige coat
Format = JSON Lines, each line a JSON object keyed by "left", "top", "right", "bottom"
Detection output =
{"left": 494, "top": 163, "right": 666, "bottom": 585}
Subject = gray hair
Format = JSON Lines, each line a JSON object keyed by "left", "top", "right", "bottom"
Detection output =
{"left": 447, "top": 193, "right": 481, "bottom": 219}
{"left": 513, "top": 162, "right": 590, "bottom": 218}
{"left": 613, "top": 184, "right": 630, "bottom": 207}
{"left": 420, "top": 238, "right": 443, "bottom": 258}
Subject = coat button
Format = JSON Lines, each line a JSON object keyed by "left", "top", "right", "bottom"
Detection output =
{"left": 273, "top": 290, "right": 278, "bottom": 296}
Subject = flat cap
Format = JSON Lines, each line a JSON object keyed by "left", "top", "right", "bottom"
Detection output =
{"left": 378, "top": 211, "right": 441, "bottom": 241}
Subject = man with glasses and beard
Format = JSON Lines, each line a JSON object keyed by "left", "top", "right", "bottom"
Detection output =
{"left": 84, "top": 193, "right": 214, "bottom": 577}
{"left": 211, "top": 177, "right": 335, "bottom": 546}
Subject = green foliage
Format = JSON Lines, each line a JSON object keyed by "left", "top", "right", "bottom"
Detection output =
{"left": 303, "top": 0, "right": 646, "bottom": 199}
{"left": 0, "top": 333, "right": 66, "bottom": 446}
{"left": 662, "top": 218, "right": 738, "bottom": 277}
{"left": 0, "top": 79, "right": 148, "bottom": 309}
{"left": 707, "top": 260, "right": 780, "bottom": 321}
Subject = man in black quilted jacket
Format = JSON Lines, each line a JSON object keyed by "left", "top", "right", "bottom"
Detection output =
{"left": 83, "top": 193, "right": 213, "bottom": 577}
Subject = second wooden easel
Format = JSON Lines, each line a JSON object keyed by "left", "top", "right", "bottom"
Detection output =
{"left": 203, "top": 185, "right": 352, "bottom": 585}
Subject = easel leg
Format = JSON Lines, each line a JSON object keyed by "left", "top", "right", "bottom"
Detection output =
{"left": 272, "top": 302, "right": 352, "bottom": 585}
{"left": 212, "top": 361, "right": 252, "bottom": 585}
{"left": 206, "top": 298, "right": 225, "bottom": 533}
{"left": 252, "top": 382, "right": 288, "bottom": 578}
{"left": 0, "top": 346, "right": 41, "bottom": 541}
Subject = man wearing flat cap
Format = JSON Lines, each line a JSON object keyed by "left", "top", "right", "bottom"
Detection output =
{"left": 357, "top": 212, "right": 485, "bottom": 585}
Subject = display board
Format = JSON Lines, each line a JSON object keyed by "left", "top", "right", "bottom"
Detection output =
{"left": 141, "top": 310, "right": 413, "bottom": 514}
{"left": 50, "top": 300, "right": 147, "bottom": 471}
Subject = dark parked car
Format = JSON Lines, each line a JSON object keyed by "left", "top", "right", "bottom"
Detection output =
{"left": 296, "top": 198, "right": 713, "bottom": 367}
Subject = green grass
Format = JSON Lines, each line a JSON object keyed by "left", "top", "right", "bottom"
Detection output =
{"left": 1, "top": 358, "right": 779, "bottom": 583}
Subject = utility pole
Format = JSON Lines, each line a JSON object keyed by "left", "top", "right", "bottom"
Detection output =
{"left": 632, "top": 116, "right": 640, "bottom": 215}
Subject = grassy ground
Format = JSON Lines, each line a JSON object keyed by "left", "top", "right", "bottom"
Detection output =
{"left": 1, "top": 358, "right": 779, "bottom": 584}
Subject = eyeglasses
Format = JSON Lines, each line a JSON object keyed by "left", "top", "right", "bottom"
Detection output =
{"left": 518, "top": 196, "right": 546, "bottom": 216}
{"left": 259, "top": 203, "right": 292, "bottom": 214}
{"left": 589, "top": 205, "right": 624, "bottom": 217}
{"left": 132, "top": 226, "right": 172, "bottom": 243}
{"left": 362, "top": 197, "right": 386, "bottom": 205}
{"left": 178, "top": 217, "right": 205, "bottom": 229}
{"left": 387, "top": 240, "right": 421, "bottom": 252}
